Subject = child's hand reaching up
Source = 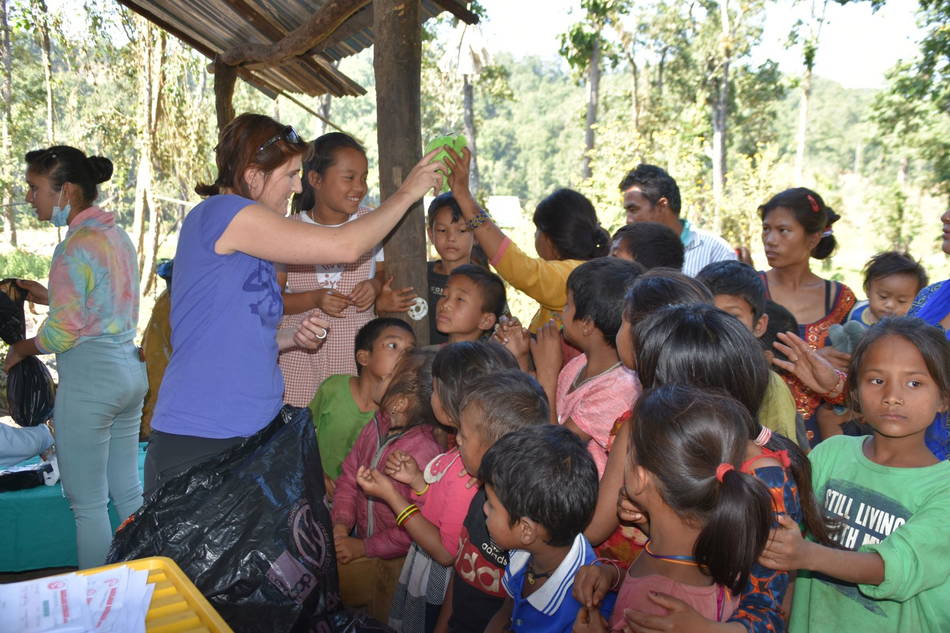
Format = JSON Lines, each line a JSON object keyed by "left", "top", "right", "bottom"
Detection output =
{"left": 530, "top": 320, "right": 563, "bottom": 382}
{"left": 384, "top": 450, "right": 426, "bottom": 492}
{"left": 493, "top": 316, "right": 532, "bottom": 371}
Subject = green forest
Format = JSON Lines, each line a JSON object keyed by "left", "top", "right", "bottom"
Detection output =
{"left": 0, "top": 0, "right": 947, "bottom": 324}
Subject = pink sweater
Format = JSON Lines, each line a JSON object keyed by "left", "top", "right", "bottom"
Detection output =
{"left": 332, "top": 411, "right": 441, "bottom": 559}
{"left": 416, "top": 449, "right": 476, "bottom": 556}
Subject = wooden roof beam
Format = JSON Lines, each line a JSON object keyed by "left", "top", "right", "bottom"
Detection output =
{"left": 431, "top": 0, "right": 479, "bottom": 24}
{"left": 220, "top": 0, "right": 370, "bottom": 66}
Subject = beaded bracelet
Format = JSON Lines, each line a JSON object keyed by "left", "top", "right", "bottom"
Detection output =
{"left": 396, "top": 503, "right": 421, "bottom": 526}
{"left": 467, "top": 208, "right": 492, "bottom": 231}
{"left": 825, "top": 369, "right": 847, "bottom": 399}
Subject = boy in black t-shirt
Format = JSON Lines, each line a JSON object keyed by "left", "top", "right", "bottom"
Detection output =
{"left": 442, "top": 370, "right": 550, "bottom": 633}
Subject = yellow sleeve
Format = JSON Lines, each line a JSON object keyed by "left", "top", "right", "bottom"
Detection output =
{"left": 759, "top": 370, "right": 800, "bottom": 443}
{"left": 491, "top": 239, "right": 581, "bottom": 315}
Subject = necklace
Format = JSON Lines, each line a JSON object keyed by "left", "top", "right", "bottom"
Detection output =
{"left": 570, "top": 361, "right": 622, "bottom": 391}
{"left": 643, "top": 539, "right": 699, "bottom": 567}
{"left": 526, "top": 562, "right": 554, "bottom": 585}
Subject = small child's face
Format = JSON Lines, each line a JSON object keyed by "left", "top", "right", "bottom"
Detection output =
{"left": 436, "top": 275, "right": 493, "bottom": 337}
{"left": 483, "top": 484, "right": 521, "bottom": 550}
{"left": 867, "top": 274, "right": 920, "bottom": 321}
{"left": 456, "top": 404, "right": 489, "bottom": 475}
{"left": 713, "top": 294, "right": 765, "bottom": 337}
{"left": 428, "top": 207, "right": 474, "bottom": 265}
{"left": 365, "top": 327, "right": 416, "bottom": 404}
{"left": 857, "top": 334, "right": 946, "bottom": 442}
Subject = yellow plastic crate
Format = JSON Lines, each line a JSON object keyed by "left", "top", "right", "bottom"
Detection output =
{"left": 77, "top": 556, "right": 233, "bottom": 633}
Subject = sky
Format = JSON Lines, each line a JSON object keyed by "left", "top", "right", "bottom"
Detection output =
{"left": 476, "top": 0, "right": 924, "bottom": 90}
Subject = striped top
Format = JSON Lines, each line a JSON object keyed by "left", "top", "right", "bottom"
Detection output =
{"left": 680, "top": 219, "right": 737, "bottom": 277}
{"left": 36, "top": 206, "right": 139, "bottom": 354}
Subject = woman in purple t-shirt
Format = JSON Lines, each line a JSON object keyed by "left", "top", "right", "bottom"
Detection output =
{"left": 145, "top": 113, "right": 446, "bottom": 492}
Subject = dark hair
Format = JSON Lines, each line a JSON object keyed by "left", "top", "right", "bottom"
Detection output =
{"left": 532, "top": 188, "right": 610, "bottom": 260}
{"left": 862, "top": 251, "right": 929, "bottom": 295}
{"left": 293, "top": 132, "right": 366, "bottom": 213}
{"left": 630, "top": 385, "right": 772, "bottom": 593}
{"left": 622, "top": 268, "right": 713, "bottom": 327}
{"left": 25, "top": 145, "right": 112, "bottom": 208}
{"left": 380, "top": 348, "right": 438, "bottom": 429}
{"left": 634, "top": 304, "right": 769, "bottom": 414}
{"left": 761, "top": 300, "right": 799, "bottom": 363}
{"left": 458, "top": 370, "right": 549, "bottom": 443}
{"left": 196, "top": 113, "right": 309, "bottom": 198}
{"left": 618, "top": 163, "right": 681, "bottom": 215}
{"left": 758, "top": 187, "right": 840, "bottom": 260}
{"left": 696, "top": 260, "right": 767, "bottom": 323}
{"left": 427, "top": 192, "right": 464, "bottom": 228}
{"left": 611, "top": 222, "right": 685, "bottom": 270}
{"left": 448, "top": 264, "right": 507, "bottom": 319}
{"left": 848, "top": 317, "right": 950, "bottom": 415}
{"left": 634, "top": 303, "right": 835, "bottom": 547}
{"left": 479, "top": 424, "right": 598, "bottom": 547}
{"left": 432, "top": 341, "right": 519, "bottom": 424}
{"left": 353, "top": 317, "right": 414, "bottom": 374}
{"left": 567, "top": 257, "right": 646, "bottom": 348}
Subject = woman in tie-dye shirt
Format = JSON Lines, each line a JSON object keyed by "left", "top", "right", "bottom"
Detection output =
{"left": 4, "top": 146, "right": 147, "bottom": 569}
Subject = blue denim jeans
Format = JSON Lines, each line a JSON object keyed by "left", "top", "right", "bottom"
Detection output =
{"left": 54, "top": 337, "right": 147, "bottom": 568}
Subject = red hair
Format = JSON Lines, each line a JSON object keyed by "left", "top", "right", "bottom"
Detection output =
{"left": 195, "top": 113, "right": 309, "bottom": 198}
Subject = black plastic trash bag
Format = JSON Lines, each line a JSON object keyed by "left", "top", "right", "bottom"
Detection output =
{"left": 0, "top": 278, "right": 55, "bottom": 427}
{"left": 107, "top": 406, "right": 392, "bottom": 633}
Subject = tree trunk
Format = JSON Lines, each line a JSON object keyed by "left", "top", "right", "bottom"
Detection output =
{"left": 629, "top": 52, "right": 641, "bottom": 133}
{"left": 462, "top": 73, "right": 480, "bottom": 195}
{"left": 131, "top": 21, "right": 166, "bottom": 295}
{"left": 583, "top": 37, "right": 601, "bottom": 180}
{"left": 1, "top": 0, "right": 16, "bottom": 247}
{"left": 794, "top": 65, "right": 812, "bottom": 183}
{"left": 33, "top": 0, "right": 54, "bottom": 143}
{"left": 318, "top": 93, "right": 332, "bottom": 136}
{"left": 711, "top": 0, "right": 731, "bottom": 231}
{"left": 373, "top": 0, "right": 428, "bottom": 344}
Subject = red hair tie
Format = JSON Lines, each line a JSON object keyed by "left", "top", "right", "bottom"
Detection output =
{"left": 806, "top": 194, "right": 820, "bottom": 213}
{"left": 715, "top": 463, "right": 735, "bottom": 483}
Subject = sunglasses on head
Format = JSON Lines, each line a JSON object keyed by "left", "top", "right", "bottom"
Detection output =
{"left": 257, "top": 126, "right": 302, "bottom": 154}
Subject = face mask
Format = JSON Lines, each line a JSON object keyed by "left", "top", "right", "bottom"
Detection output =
{"left": 51, "top": 189, "right": 71, "bottom": 227}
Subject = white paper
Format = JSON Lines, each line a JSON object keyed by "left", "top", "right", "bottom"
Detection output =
{"left": 0, "top": 565, "right": 153, "bottom": 633}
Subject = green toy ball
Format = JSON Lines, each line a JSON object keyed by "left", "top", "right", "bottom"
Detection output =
{"left": 425, "top": 134, "right": 468, "bottom": 164}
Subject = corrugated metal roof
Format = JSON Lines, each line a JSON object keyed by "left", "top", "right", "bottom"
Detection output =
{"left": 116, "top": 0, "right": 476, "bottom": 99}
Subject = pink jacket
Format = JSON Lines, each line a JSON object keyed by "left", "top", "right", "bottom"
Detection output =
{"left": 331, "top": 411, "right": 441, "bottom": 559}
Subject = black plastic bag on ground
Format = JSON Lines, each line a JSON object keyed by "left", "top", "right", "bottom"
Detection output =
{"left": 0, "top": 278, "right": 55, "bottom": 427}
{"left": 107, "top": 406, "right": 392, "bottom": 633}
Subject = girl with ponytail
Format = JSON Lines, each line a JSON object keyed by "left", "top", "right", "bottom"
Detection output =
{"left": 575, "top": 385, "right": 774, "bottom": 632}
{"left": 759, "top": 187, "right": 856, "bottom": 444}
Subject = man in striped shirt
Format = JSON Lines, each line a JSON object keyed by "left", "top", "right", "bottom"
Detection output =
{"left": 619, "top": 164, "right": 736, "bottom": 276}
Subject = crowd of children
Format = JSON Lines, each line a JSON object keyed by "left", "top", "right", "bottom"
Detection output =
{"left": 243, "top": 132, "right": 950, "bottom": 632}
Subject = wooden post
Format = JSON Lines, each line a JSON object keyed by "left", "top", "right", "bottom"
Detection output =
{"left": 373, "top": 0, "right": 429, "bottom": 344}
{"left": 213, "top": 57, "right": 237, "bottom": 130}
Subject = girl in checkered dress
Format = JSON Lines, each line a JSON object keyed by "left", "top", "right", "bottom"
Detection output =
{"left": 277, "top": 133, "right": 391, "bottom": 406}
